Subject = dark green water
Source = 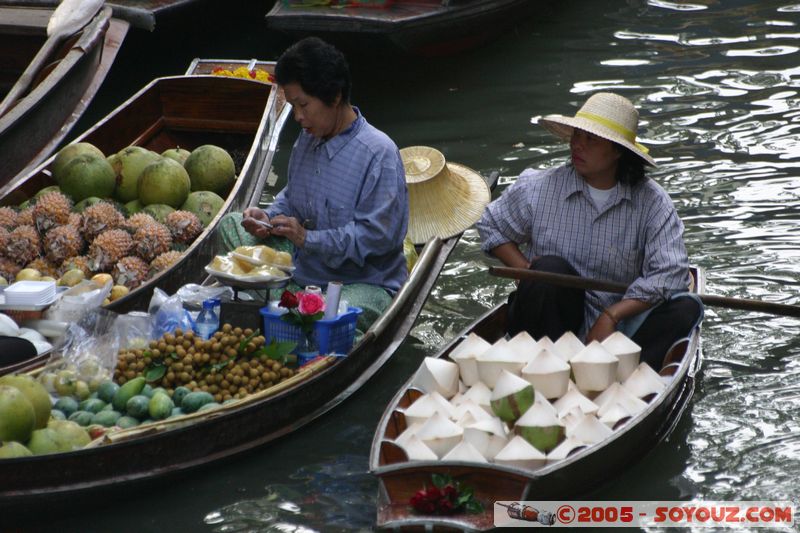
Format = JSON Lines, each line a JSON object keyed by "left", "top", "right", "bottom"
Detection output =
{"left": 22, "top": 0, "right": 800, "bottom": 531}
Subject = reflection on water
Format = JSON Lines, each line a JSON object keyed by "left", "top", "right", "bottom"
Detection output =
{"left": 198, "top": 0, "right": 800, "bottom": 530}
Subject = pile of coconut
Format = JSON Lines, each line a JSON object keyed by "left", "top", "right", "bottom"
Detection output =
{"left": 392, "top": 331, "right": 671, "bottom": 470}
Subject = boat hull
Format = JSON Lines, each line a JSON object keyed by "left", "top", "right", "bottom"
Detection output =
{"left": 0, "top": 7, "right": 127, "bottom": 188}
{"left": 265, "top": 0, "right": 539, "bottom": 56}
{"left": 370, "top": 270, "right": 704, "bottom": 531}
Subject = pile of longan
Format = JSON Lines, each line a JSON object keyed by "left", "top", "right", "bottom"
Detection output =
{"left": 114, "top": 324, "right": 295, "bottom": 403}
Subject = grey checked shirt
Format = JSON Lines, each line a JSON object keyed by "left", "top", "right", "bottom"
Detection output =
{"left": 267, "top": 108, "right": 408, "bottom": 292}
{"left": 477, "top": 164, "right": 691, "bottom": 336}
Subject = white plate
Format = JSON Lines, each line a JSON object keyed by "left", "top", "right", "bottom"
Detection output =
{"left": 204, "top": 266, "right": 291, "bottom": 289}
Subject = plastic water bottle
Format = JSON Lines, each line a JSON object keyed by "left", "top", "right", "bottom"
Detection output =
{"left": 194, "top": 299, "right": 219, "bottom": 340}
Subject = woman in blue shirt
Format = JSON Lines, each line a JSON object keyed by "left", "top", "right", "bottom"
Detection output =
{"left": 477, "top": 92, "right": 702, "bottom": 369}
{"left": 223, "top": 37, "right": 409, "bottom": 329}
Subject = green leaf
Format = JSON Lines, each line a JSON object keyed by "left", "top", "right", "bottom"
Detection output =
{"left": 144, "top": 365, "right": 166, "bottom": 383}
{"left": 431, "top": 473, "right": 449, "bottom": 489}
{"left": 169, "top": 352, "right": 179, "bottom": 360}
{"left": 460, "top": 485, "right": 473, "bottom": 498}
{"left": 456, "top": 494, "right": 471, "bottom": 506}
{"left": 237, "top": 328, "right": 261, "bottom": 355}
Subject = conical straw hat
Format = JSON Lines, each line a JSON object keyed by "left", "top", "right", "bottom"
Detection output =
{"left": 401, "top": 146, "right": 491, "bottom": 245}
{"left": 535, "top": 92, "right": 656, "bottom": 167}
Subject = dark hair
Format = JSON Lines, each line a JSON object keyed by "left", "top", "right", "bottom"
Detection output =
{"left": 275, "top": 37, "right": 351, "bottom": 106}
{"left": 614, "top": 143, "right": 647, "bottom": 185}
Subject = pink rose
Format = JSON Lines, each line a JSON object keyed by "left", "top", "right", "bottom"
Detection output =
{"left": 298, "top": 292, "right": 325, "bottom": 315}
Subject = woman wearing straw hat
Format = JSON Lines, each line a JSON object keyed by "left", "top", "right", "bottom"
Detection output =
{"left": 477, "top": 92, "right": 703, "bottom": 370}
{"left": 219, "top": 37, "right": 408, "bottom": 330}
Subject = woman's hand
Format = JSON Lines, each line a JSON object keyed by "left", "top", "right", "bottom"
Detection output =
{"left": 270, "top": 215, "right": 306, "bottom": 248}
{"left": 585, "top": 312, "right": 617, "bottom": 343}
{"left": 241, "top": 208, "right": 273, "bottom": 239}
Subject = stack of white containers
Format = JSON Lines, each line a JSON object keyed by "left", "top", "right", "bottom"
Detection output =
{"left": 3, "top": 280, "right": 57, "bottom": 307}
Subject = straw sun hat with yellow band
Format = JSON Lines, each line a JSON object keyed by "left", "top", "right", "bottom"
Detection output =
{"left": 536, "top": 92, "right": 657, "bottom": 167}
{"left": 400, "top": 146, "right": 491, "bottom": 245}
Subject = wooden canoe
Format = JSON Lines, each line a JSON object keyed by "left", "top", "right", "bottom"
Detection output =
{"left": 0, "top": 168, "right": 499, "bottom": 511}
{"left": 370, "top": 268, "right": 704, "bottom": 531}
{"left": 0, "top": 60, "right": 291, "bottom": 376}
{"left": 0, "top": 5, "right": 128, "bottom": 188}
{"left": 264, "top": 0, "right": 539, "bottom": 56}
{"left": 0, "top": 67, "right": 290, "bottom": 314}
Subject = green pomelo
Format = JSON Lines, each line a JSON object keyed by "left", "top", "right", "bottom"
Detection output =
{"left": 116, "top": 416, "right": 139, "bottom": 429}
{"left": 77, "top": 398, "right": 106, "bottom": 414}
{"left": 0, "top": 375, "right": 52, "bottom": 429}
{"left": 180, "top": 191, "right": 224, "bottom": 227}
{"left": 90, "top": 410, "right": 121, "bottom": 427}
{"left": 138, "top": 158, "right": 190, "bottom": 208}
{"left": 26, "top": 428, "right": 61, "bottom": 455}
{"left": 162, "top": 147, "right": 191, "bottom": 165}
{"left": 110, "top": 147, "right": 162, "bottom": 203}
{"left": 56, "top": 153, "right": 116, "bottom": 202}
{"left": 51, "top": 142, "right": 105, "bottom": 180}
{"left": 142, "top": 204, "right": 175, "bottom": 223}
{"left": 53, "top": 396, "right": 79, "bottom": 418}
{"left": 172, "top": 386, "right": 190, "bottom": 406}
{"left": 34, "top": 185, "right": 62, "bottom": 200}
{"left": 0, "top": 385, "right": 35, "bottom": 443}
{"left": 48, "top": 419, "right": 91, "bottom": 450}
{"left": 125, "top": 395, "right": 150, "bottom": 419}
{"left": 50, "top": 409, "right": 66, "bottom": 421}
{"left": 184, "top": 145, "right": 236, "bottom": 195}
{"left": 0, "top": 441, "right": 32, "bottom": 458}
{"left": 148, "top": 392, "right": 173, "bottom": 420}
{"left": 124, "top": 199, "right": 144, "bottom": 216}
{"left": 96, "top": 381, "right": 119, "bottom": 404}
{"left": 112, "top": 376, "right": 145, "bottom": 411}
{"left": 181, "top": 391, "right": 214, "bottom": 413}
{"left": 67, "top": 410, "right": 94, "bottom": 427}
{"left": 73, "top": 196, "right": 104, "bottom": 213}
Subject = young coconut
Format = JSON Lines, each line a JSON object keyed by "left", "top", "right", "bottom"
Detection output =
{"left": 553, "top": 330, "right": 585, "bottom": 362}
{"left": 476, "top": 338, "right": 527, "bottom": 388}
{"left": 402, "top": 392, "right": 455, "bottom": 426}
{"left": 493, "top": 435, "right": 547, "bottom": 470}
{"left": 535, "top": 335, "right": 558, "bottom": 353}
{"left": 546, "top": 436, "right": 588, "bottom": 464}
{"left": 506, "top": 331, "right": 539, "bottom": 362}
{"left": 448, "top": 333, "right": 491, "bottom": 386}
{"left": 411, "top": 357, "right": 460, "bottom": 399}
{"left": 553, "top": 387, "right": 600, "bottom": 418}
{"left": 601, "top": 331, "right": 642, "bottom": 381}
{"left": 598, "top": 402, "right": 633, "bottom": 429}
{"left": 515, "top": 401, "right": 565, "bottom": 453}
{"left": 394, "top": 421, "right": 423, "bottom": 448}
{"left": 521, "top": 348, "right": 571, "bottom": 399}
{"left": 452, "top": 399, "right": 493, "bottom": 426}
{"left": 623, "top": 362, "right": 667, "bottom": 399}
{"left": 569, "top": 413, "right": 613, "bottom": 444}
{"left": 442, "top": 439, "right": 488, "bottom": 463}
{"left": 398, "top": 434, "right": 438, "bottom": 461}
{"left": 594, "top": 383, "right": 648, "bottom": 418}
{"left": 569, "top": 341, "right": 619, "bottom": 392}
{"left": 463, "top": 418, "right": 509, "bottom": 460}
{"left": 558, "top": 406, "right": 586, "bottom": 435}
{"left": 462, "top": 381, "right": 493, "bottom": 416}
{"left": 490, "top": 370, "right": 534, "bottom": 424}
{"left": 414, "top": 411, "right": 464, "bottom": 458}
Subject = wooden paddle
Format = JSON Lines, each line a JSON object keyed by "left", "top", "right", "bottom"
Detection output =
{"left": 0, "top": 0, "right": 104, "bottom": 117}
{"left": 490, "top": 266, "right": 800, "bottom": 318}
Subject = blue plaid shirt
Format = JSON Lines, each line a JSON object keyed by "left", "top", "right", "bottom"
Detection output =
{"left": 267, "top": 108, "right": 408, "bottom": 291}
{"left": 477, "top": 164, "right": 691, "bottom": 336}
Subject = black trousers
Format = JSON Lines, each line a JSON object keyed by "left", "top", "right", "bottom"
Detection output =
{"left": 506, "top": 256, "right": 702, "bottom": 370}
{"left": 0, "top": 336, "right": 37, "bottom": 366}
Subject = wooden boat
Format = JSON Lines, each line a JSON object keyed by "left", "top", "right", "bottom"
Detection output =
{"left": 370, "top": 268, "right": 704, "bottom": 531}
{"left": 0, "top": 62, "right": 291, "bottom": 315}
{"left": 0, "top": 5, "right": 128, "bottom": 188}
{"left": 0, "top": 167, "right": 500, "bottom": 511}
{"left": 264, "top": 0, "right": 539, "bottom": 56}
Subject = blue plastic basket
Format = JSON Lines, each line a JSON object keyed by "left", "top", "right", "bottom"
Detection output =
{"left": 260, "top": 306, "right": 362, "bottom": 355}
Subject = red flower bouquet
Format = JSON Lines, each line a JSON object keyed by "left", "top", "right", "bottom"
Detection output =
{"left": 409, "top": 474, "right": 483, "bottom": 515}
{"left": 278, "top": 290, "right": 325, "bottom": 335}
